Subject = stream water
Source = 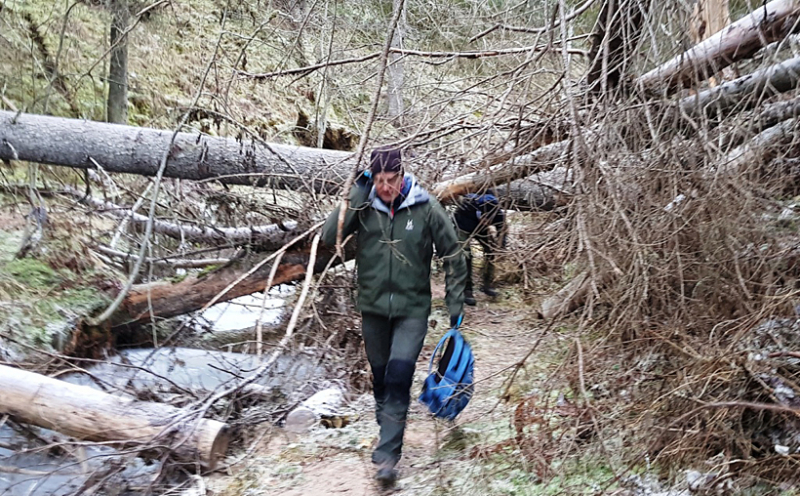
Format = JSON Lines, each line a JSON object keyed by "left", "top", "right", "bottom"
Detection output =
{"left": 0, "top": 287, "right": 326, "bottom": 496}
{"left": 198, "top": 286, "right": 292, "bottom": 332}
{"left": 0, "top": 424, "right": 158, "bottom": 496}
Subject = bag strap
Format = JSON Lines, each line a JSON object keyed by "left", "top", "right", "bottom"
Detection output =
{"left": 426, "top": 328, "right": 460, "bottom": 375}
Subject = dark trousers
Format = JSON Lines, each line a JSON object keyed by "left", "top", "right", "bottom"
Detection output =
{"left": 458, "top": 229, "right": 496, "bottom": 292}
{"left": 361, "top": 313, "right": 428, "bottom": 465}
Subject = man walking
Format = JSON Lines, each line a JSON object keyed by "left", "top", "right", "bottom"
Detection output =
{"left": 322, "top": 147, "right": 467, "bottom": 486}
{"left": 454, "top": 192, "right": 506, "bottom": 306}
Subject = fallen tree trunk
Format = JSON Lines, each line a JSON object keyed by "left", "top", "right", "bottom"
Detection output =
{"left": 0, "top": 364, "right": 230, "bottom": 469}
{"left": 637, "top": 0, "right": 800, "bottom": 93}
{"left": 0, "top": 111, "right": 560, "bottom": 209}
{"left": 0, "top": 110, "right": 355, "bottom": 194}
{"left": 494, "top": 167, "right": 573, "bottom": 211}
{"left": 114, "top": 242, "right": 354, "bottom": 326}
{"left": 678, "top": 55, "right": 800, "bottom": 121}
{"left": 506, "top": 49, "right": 800, "bottom": 167}
{"left": 433, "top": 138, "right": 575, "bottom": 200}
{"left": 717, "top": 117, "right": 800, "bottom": 175}
{"left": 539, "top": 270, "right": 592, "bottom": 319}
{"left": 721, "top": 98, "right": 800, "bottom": 149}
{"left": 95, "top": 245, "right": 230, "bottom": 269}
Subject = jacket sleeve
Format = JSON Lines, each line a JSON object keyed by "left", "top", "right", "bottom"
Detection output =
{"left": 321, "top": 185, "right": 370, "bottom": 246}
{"left": 429, "top": 200, "right": 467, "bottom": 318}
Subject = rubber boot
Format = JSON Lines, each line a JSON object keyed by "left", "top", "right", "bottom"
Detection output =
{"left": 464, "top": 288, "right": 476, "bottom": 306}
{"left": 481, "top": 285, "right": 498, "bottom": 297}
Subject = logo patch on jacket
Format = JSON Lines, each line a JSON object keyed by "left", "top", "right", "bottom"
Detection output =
{"left": 406, "top": 219, "right": 414, "bottom": 231}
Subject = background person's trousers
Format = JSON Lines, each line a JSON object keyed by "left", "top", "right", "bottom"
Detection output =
{"left": 458, "top": 229, "right": 496, "bottom": 291}
{"left": 361, "top": 313, "right": 428, "bottom": 465}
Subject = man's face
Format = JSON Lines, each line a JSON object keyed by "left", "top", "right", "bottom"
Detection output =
{"left": 374, "top": 172, "right": 404, "bottom": 204}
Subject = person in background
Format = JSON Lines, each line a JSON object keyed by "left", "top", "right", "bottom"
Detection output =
{"left": 454, "top": 191, "right": 506, "bottom": 306}
{"left": 321, "top": 147, "right": 467, "bottom": 486}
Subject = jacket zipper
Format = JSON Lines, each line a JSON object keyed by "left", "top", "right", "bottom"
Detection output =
{"left": 389, "top": 208, "right": 394, "bottom": 318}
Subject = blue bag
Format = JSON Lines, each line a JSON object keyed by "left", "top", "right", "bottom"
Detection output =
{"left": 419, "top": 328, "right": 475, "bottom": 420}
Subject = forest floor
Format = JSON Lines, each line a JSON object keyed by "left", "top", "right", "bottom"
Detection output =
{"left": 203, "top": 279, "right": 635, "bottom": 496}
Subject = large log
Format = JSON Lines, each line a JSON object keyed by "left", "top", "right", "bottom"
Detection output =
{"left": 679, "top": 55, "right": 800, "bottom": 121}
{"left": 0, "top": 364, "right": 230, "bottom": 469}
{"left": 493, "top": 167, "right": 573, "bottom": 211}
{"left": 432, "top": 138, "right": 574, "bottom": 200}
{"left": 721, "top": 98, "right": 800, "bottom": 149}
{"left": 0, "top": 110, "right": 355, "bottom": 194}
{"left": 717, "top": 117, "right": 800, "bottom": 175}
{"left": 637, "top": 0, "right": 800, "bottom": 93}
{"left": 0, "top": 111, "right": 558, "bottom": 209}
{"left": 115, "top": 242, "right": 354, "bottom": 326}
{"left": 539, "top": 270, "right": 592, "bottom": 319}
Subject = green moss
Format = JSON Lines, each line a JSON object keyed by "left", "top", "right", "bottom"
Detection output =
{"left": 3, "top": 257, "right": 60, "bottom": 288}
{"left": 195, "top": 264, "right": 221, "bottom": 278}
{"left": 0, "top": 229, "right": 113, "bottom": 354}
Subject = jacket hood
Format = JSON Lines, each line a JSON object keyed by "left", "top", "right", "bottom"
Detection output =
{"left": 369, "top": 173, "right": 430, "bottom": 215}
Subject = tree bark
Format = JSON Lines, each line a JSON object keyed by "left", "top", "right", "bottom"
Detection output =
{"left": 586, "top": 0, "right": 648, "bottom": 94}
{"left": 107, "top": 0, "right": 129, "bottom": 124}
{"left": 721, "top": 98, "right": 800, "bottom": 149}
{"left": 69, "top": 187, "right": 302, "bottom": 248}
{"left": 493, "top": 167, "right": 572, "bottom": 211}
{"left": 539, "top": 271, "right": 592, "bottom": 319}
{"left": 690, "top": 0, "right": 731, "bottom": 43}
{"left": 636, "top": 0, "right": 800, "bottom": 93}
{"left": 0, "top": 364, "right": 229, "bottom": 469}
{"left": 432, "top": 138, "right": 573, "bottom": 200}
{"left": 0, "top": 110, "right": 356, "bottom": 194}
{"left": 717, "top": 117, "right": 800, "bottom": 175}
{"left": 678, "top": 55, "right": 800, "bottom": 121}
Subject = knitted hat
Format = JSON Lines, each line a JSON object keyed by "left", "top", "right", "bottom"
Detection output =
{"left": 370, "top": 147, "right": 402, "bottom": 175}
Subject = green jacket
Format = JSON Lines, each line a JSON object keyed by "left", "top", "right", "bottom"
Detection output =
{"left": 322, "top": 174, "right": 466, "bottom": 319}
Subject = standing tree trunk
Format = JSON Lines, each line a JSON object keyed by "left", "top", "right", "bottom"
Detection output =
{"left": 586, "top": 0, "right": 648, "bottom": 95}
{"left": 107, "top": 0, "right": 129, "bottom": 124}
{"left": 691, "top": 0, "right": 731, "bottom": 43}
{"left": 690, "top": 0, "right": 733, "bottom": 85}
{"left": 386, "top": 0, "right": 406, "bottom": 127}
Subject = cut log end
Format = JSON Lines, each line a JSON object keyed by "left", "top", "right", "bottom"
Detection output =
{"left": 200, "top": 422, "right": 230, "bottom": 470}
{"left": 0, "top": 365, "right": 231, "bottom": 470}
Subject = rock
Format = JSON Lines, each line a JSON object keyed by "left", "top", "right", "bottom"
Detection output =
{"left": 685, "top": 470, "right": 715, "bottom": 492}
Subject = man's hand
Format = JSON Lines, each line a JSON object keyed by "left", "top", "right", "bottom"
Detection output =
{"left": 450, "top": 313, "right": 463, "bottom": 329}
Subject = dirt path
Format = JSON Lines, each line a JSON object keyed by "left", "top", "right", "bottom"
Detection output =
{"left": 209, "top": 285, "right": 542, "bottom": 496}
